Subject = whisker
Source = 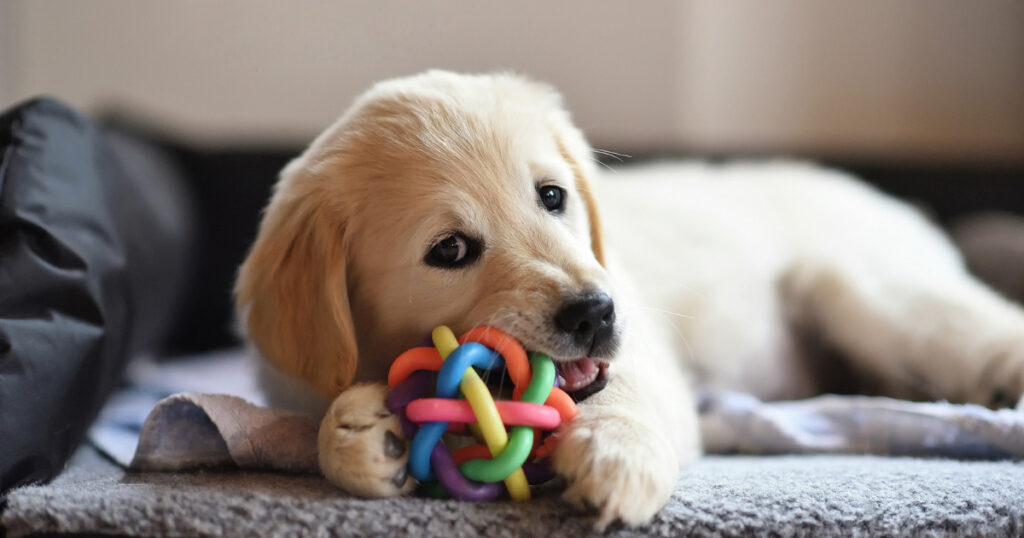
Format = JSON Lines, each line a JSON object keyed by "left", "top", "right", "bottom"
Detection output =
{"left": 630, "top": 305, "right": 698, "bottom": 366}
{"left": 472, "top": 314, "right": 509, "bottom": 394}
{"left": 637, "top": 305, "right": 695, "bottom": 320}
{"left": 496, "top": 359, "right": 507, "bottom": 398}
{"left": 592, "top": 148, "right": 632, "bottom": 162}
{"left": 590, "top": 157, "right": 617, "bottom": 174}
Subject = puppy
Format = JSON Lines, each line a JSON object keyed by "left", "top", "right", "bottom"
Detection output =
{"left": 236, "top": 70, "right": 1024, "bottom": 527}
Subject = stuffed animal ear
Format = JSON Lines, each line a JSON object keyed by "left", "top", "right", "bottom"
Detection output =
{"left": 235, "top": 160, "right": 357, "bottom": 399}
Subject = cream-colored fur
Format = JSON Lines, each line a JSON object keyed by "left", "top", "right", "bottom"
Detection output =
{"left": 236, "top": 71, "right": 1024, "bottom": 527}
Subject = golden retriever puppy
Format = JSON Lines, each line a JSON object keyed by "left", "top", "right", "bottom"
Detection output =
{"left": 237, "top": 70, "right": 1024, "bottom": 526}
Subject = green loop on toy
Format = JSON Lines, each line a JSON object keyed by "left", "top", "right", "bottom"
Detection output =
{"left": 460, "top": 426, "right": 534, "bottom": 482}
{"left": 458, "top": 354, "right": 556, "bottom": 483}
{"left": 522, "top": 353, "right": 556, "bottom": 404}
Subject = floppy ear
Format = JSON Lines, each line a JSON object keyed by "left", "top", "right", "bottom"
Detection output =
{"left": 575, "top": 174, "right": 606, "bottom": 268}
{"left": 235, "top": 164, "right": 357, "bottom": 399}
{"left": 554, "top": 134, "right": 606, "bottom": 267}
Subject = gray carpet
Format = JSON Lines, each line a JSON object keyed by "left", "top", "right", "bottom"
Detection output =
{"left": 4, "top": 445, "right": 1024, "bottom": 537}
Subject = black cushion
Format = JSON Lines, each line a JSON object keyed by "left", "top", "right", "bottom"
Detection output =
{"left": 0, "top": 98, "right": 193, "bottom": 494}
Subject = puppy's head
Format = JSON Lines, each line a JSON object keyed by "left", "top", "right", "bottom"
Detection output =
{"left": 236, "top": 71, "right": 618, "bottom": 399}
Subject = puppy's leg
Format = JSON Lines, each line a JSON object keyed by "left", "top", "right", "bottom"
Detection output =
{"left": 552, "top": 323, "right": 701, "bottom": 528}
{"left": 318, "top": 383, "right": 415, "bottom": 497}
{"left": 785, "top": 259, "right": 1024, "bottom": 407}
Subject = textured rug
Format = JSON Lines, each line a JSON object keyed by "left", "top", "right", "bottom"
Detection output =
{"left": 4, "top": 445, "right": 1024, "bottom": 537}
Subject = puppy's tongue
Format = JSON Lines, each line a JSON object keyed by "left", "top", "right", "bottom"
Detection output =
{"left": 558, "top": 358, "right": 599, "bottom": 392}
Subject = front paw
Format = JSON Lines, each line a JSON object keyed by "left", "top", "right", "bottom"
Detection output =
{"left": 974, "top": 345, "right": 1024, "bottom": 410}
{"left": 318, "top": 384, "right": 415, "bottom": 497}
{"left": 552, "top": 413, "right": 680, "bottom": 529}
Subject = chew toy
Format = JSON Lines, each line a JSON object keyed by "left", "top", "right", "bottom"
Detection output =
{"left": 386, "top": 325, "right": 577, "bottom": 501}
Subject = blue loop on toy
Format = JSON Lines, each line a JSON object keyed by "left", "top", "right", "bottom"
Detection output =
{"left": 407, "top": 342, "right": 505, "bottom": 482}
{"left": 435, "top": 342, "right": 505, "bottom": 397}
{"left": 409, "top": 421, "right": 446, "bottom": 481}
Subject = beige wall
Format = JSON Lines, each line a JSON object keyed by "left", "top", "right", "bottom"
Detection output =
{"left": 3, "top": 1, "right": 1022, "bottom": 163}
{"left": 674, "top": 2, "right": 1024, "bottom": 162}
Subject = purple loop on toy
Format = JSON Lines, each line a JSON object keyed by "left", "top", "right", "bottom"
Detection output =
{"left": 397, "top": 411, "right": 418, "bottom": 439}
{"left": 431, "top": 443, "right": 503, "bottom": 501}
{"left": 387, "top": 370, "right": 435, "bottom": 414}
{"left": 388, "top": 373, "right": 430, "bottom": 438}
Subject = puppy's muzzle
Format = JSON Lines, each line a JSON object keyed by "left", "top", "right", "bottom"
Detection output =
{"left": 554, "top": 292, "right": 616, "bottom": 356}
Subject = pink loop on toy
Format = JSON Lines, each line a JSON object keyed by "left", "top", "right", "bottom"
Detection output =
{"left": 406, "top": 398, "right": 561, "bottom": 430}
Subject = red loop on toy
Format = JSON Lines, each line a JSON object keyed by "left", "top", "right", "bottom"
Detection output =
{"left": 452, "top": 444, "right": 492, "bottom": 466}
{"left": 406, "top": 398, "right": 561, "bottom": 429}
{"left": 388, "top": 347, "right": 443, "bottom": 388}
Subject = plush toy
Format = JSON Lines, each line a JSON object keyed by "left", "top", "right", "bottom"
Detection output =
{"left": 386, "top": 325, "right": 577, "bottom": 501}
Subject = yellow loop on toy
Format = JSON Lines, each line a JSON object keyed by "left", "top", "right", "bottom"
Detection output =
{"left": 461, "top": 374, "right": 506, "bottom": 452}
{"left": 431, "top": 326, "right": 460, "bottom": 359}
{"left": 461, "top": 370, "right": 530, "bottom": 500}
{"left": 431, "top": 325, "right": 530, "bottom": 500}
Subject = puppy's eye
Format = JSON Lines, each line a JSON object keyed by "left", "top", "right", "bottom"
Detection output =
{"left": 538, "top": 185, "right": 566, "bottom": 213}
{"left": 425, "top": 233, "right": 481, "bottom": 268}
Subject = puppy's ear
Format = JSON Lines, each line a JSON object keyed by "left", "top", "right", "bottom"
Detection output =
{"left": 554, "top": 134, "right": 606, "bottom": 267}
{"left": 235, "top": 162, "right": 357, "bottom": 399}
{"left": 575, "top": 175, "right": 606, "bottom": 267}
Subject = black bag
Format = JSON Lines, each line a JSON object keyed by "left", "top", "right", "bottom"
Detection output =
{"left": 0, "top": 98, "right": 193, "bottom": 493}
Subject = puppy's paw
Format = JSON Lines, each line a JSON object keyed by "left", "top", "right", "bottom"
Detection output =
{"left": 973, "top": 344, "right": 1024, "bottom": 410}
{"left": 552, "top": 413, "right": 679, "bottom": 529}
{"left": 318, "top": 383, "right": 415, "bottom": 497}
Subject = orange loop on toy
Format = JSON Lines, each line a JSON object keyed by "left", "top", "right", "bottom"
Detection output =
{"left": 544, "top": 389, "right": 578, "bottom": 422}
{"left": 459, "top": 326, "right": 530, "bottom": 387}
{"left": 387, "top": 347, "right": 443, "bottom": 388}
{"left": 513, "top": 381, "right": 577, "bottom": 423}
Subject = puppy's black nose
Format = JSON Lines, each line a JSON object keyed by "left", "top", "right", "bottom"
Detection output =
{"left": 555, "top": 293, "right": 616, "bottom": 352}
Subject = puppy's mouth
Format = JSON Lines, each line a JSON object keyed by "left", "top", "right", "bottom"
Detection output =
{"left": 555, "top": 357, "right": 609, "bottom": 402}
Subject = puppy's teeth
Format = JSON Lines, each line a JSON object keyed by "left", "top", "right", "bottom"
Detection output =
{"left": 557, "top": 375, "right": 566, "bottom": 387}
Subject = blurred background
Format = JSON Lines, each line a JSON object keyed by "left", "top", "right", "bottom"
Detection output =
{"left": 2, "top": 0, "right": 1022, "bottom": 351}
{"left": 3, "top": 1, "right": 1023, "bottom": 162}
